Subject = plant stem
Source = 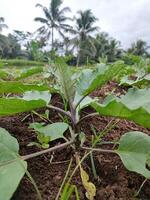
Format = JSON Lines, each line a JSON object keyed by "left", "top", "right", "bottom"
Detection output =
{"left": 92, "top": 118, "right": 119, "bottom": 147}
{"left": 82, "top": 146, "right": 116, "bottom": 154}
{"left": 47, "top": 105, "right": 71, "bottom": 118}
{"left": 67, "top": 151, "right": 91, "bottom": 184}
{"left": 78, "top": 112, "right": 99, "bottom": 124}
{"left": 90, "top": 152, "right": 97, "bottom": 179}
{"left": 22, "top": 140, "right": 74, "bottom": 161}
{"left": 135, "top": 179, "right": 148, "bottom": 197}
{"left": 55, "top": 158, "right": 73, "bottom": 200}
{"left": 26, "top": 170, "right": 42, "bottom": 200}
{"left": 74, "top": 95, "right": 88, "bottom": 110}
{"left": 32, "top": 110, "right": 52, "bottom": 123}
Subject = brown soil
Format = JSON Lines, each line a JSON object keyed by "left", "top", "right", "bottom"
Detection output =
{"left": 0, "top": 82, "right": 150, "bottom": 200}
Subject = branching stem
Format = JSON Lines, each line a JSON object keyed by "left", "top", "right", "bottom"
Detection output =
{"left": 82, "top": 146, "right": 116, "bottom": 154}
{"left": 78, "top": 112, "right": 99, "bottom": 124}
{"left": 47, "top": 105, "right": 71, "bottom": 118}
{"left": 74, "top": 95, "right": 87, "bottom": 110}
{"left": 22, "top": 140, "right": 74, "bottom": 161}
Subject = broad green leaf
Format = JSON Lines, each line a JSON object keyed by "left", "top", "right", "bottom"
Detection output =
{"left": 0, "top": 98, "right": 46, "bottom": 116}
{"left": 0, "top": 81, "right": 49, "bottom": 94}
{"left": 22, "top": 91, "right": 51, "bottom": 105}
{"left": 15, "top": 67, "right": 43, "bottom": 80}
{"left": 116, "top": 132, "right": 150, "bottom": 178}
{"left": 91, "top": 88, "right": 150, "bottom": 128}
{"left": 0, "top": 128, "right": 19, "bottom": 162}
{"left": 0, "top": 128, "right": 27, "bottom": 200}
{"left": 120, "top": 74, "right": 150, "bottom": 87}
{"left": 77, "top": 62, "right": 122, "bottom": 96}
{"left": 0, "top": 161, "right": 27, "bottom": 200}
{"left": 30, "top": 122, "right": 69, "bottom": 141}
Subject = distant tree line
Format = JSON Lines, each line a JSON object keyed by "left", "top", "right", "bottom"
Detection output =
{"left": 0, "top": 0, "right": 150, "bottom": 65}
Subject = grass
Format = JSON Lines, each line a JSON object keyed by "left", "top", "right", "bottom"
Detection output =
{"left": 0, "top": 59, "right": 45, "bottom": 68}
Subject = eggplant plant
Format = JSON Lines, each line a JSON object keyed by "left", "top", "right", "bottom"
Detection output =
{"left": 0, "top": 60, "right": 150, "bottom": 200}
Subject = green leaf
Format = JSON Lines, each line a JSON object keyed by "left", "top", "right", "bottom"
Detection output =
{"left": 0, "top": 128, "right": 19, "bottom": 162}
{"left": 120, "top": 74, "right": 150, "bottom": 87}
{"left": 77, "top": 62, "right": 122, "bottom": 96}
{"left": 0, "top": 161, "right": 27, "bottom": 200}
{"left": 0, "top": 98, "right": 46, "bottom": 116}
{"left": 0, "top": 128, "right": 27, "bottom": 200}
{"left": 91, "top": 88, "right": 150, "bottom": 128}
{"left": 79, "top": 132, "right": 86, "bottom": 147}
{"left": 0, "top": 81, "right": 50, "bottom": 94}
{"left": 0, "top": 70, "right": 9, "bottom": 80}
{"left": 55, "top": 59, "right": 76, "bottom": 103}
{"left": 61, "top": 183, "right": 80, "bottom": 200}
{"left": 73, "top": 92, "right": 98, "bottom": 121}
{"left": 30, "top": 122, "right": 69, "bottom": 141}
{"left": 22, "top": 91, "right": 51, "bottom": 105}
{"left": 15, "top": 67, "right": 43, "bottom": 80}
{"left": 116, "top": 132, "right": 150, "bottom": 179}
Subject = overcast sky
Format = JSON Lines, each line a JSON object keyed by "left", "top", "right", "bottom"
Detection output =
{"left": 0, "top": 0, "right": 150, "bottom": 48}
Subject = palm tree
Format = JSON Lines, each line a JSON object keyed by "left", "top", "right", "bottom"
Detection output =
{"left": 93, "top": 32, "right": 110, "bottom": 61}
{"left": 128, "top": 40, "right": 150, "bottom": 56}
{"left": 70, "top": 9, "right": 99, "bottom": 65}
{"left": 34, "top": 0, "right": 72, "bottom": 50}
{"left": 0, "top": 17, "right": 8, "bottom": 32}
{"left": 107, "top": 39, "right": 122, "bottom": 62}
{"left": 92, "top": 33, "right": 122, "bottom": 62}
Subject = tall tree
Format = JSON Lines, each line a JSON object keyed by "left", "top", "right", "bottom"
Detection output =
{"left": 34, "top": 0, "right": 72, "bottom": 50}
{"left": 0, "top": 17, "right": 8, "bottom": 32}
{"left": 93, "top": 32, "right": 122, "bottom": 62}
{"left": 0, "top": 34, "right": 22, "bottom": 58}
{"left": 70, "top": 9, "right": 99, "bottom": 65}
{"left": 128, "top": 40, "right": 150, "bottom": 56}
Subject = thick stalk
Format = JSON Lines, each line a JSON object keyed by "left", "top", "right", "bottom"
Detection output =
{"left": 69, "top": 103, "right": 81, "bottom": 149}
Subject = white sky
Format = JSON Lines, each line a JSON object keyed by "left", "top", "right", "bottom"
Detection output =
{"left": 0, "top": 0, "right": 150, "bottom": 48}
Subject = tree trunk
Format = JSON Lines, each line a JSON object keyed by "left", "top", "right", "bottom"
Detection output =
{"left": 51, "top": 27, "right": 54, "bottom": 50}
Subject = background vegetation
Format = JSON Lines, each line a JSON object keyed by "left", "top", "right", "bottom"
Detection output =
{"left": 0, "top": 0, "right": 150, "bottom": 65}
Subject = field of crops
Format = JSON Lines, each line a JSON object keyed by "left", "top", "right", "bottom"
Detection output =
{"left": 0, "top": 58, "right": 150, "bottom": 200}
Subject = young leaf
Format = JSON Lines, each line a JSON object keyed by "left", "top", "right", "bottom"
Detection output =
{"left": 73, "top": 92, "right": 98, "bottom": 121}
{"left": 54, "top": 59, "right": 76, "bottom": 103}
{"left": 61, "top": 183, "right": 80, "bottom": 200}
{"left": 0, "top": 98, "right": 46, "bottom": 116}
{"left": 30, "top": 122, "right": 69, "bottom": 142}
{"left": 79, "top": 132, "right": 86, "bottom": 147}
{"left": 116, "top": 132, "right": 150, "bottom": 179}
{"left": 91, "top": 88, "right": 150, "bottom": 128}
{"left": 0, "top": 128, "right": 27, "bottom": 200}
